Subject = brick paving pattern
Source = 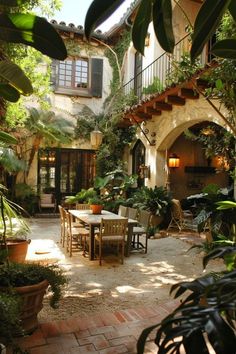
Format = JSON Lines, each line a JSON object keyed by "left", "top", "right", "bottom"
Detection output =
{"left": 9, "top": 300, "right": 179, "bottom": 354}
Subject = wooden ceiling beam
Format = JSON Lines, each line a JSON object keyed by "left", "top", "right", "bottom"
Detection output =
{"left": 167, "top": 95, "right": 186, "bottom": 106}
{"left": 146, "top": 107, "right": 162, "bottom": 115}
{"left": 180, "top": 88, "right": 199, "bottom": 99}
{"left": 154, "top": 101, "right": 172, "bottom": 111}
{"left": 136, "top": 112, "right": 152, "bottom": 120}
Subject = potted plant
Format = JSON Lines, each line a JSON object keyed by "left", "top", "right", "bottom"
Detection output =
{"left": 0, "top": 185, "right": 30, "bottom": 263}
{"left": 65, "top": 188, "right": 97, "bottom": 206}
{"left": 127, "top": 186, "right": 171, "bottom": 226}
{"left": 89, "top": 195, "right": 105, "bottom": 214}
{"left": 0, "top": 262, "right": 67, "bottom": 335}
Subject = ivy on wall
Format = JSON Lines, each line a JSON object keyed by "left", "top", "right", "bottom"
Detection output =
{"left": 75, "top": 28, "right": 137, "bottom": 176}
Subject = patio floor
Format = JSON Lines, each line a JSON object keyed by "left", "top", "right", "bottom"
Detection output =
{"left": 12, "top": 299, "right": 179, "bottom": 354}
{"left": 7, "top": 218, "right": 211, "bottom": 353}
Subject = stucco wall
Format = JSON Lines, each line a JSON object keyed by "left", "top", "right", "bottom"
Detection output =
{"left": 135, "top": 97, "right": 229, "bottom": 196}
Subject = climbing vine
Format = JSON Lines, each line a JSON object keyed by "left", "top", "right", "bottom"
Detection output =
{"left": 75, "top": 28, "right": 137, "bottom": 176}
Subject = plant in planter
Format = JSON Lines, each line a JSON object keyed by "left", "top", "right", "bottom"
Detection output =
{"left": 88, "top": 195, "right": 105, "bottom": 214}
{"left": 65, "top": 188, "right": 97, "bottom": 205}
{"left": 0, "top": 185, "right": 30, "bottom": 263}
{"left": 0, "top": 292, "right": 22, "bottom": 346}
{"left": 0, "top": 262, "right": 67, "bottom": 336}
{"left": 126, "top": 186, "right": 171, "bottom": 226}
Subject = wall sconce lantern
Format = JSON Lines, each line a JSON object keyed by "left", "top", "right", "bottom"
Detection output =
{"left": 139, "top": 164, "right": 150, "bottom": 179}
{"left": 90, "top": 126, "right": 103, "bottom": 149}
{"left": 168, "top": 153, "right": 180, "bottom": 168}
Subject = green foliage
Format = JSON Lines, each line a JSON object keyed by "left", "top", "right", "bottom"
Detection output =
{"left": 127, "top": 186, "right": 171, "bottom": 216}
{"left": 85, "top": 0, "right": 236, "bottom": 61}
{"left": 13, "top": 183, "right": 38, "bottom": 215}
{"left": 190, "top": 184, "right": 236, "bottom": 239}
{"left": 137, "top": 246, "right": 236, "bottom": 354}
{"left": 88, "top": 195, "right": 105, "bottom": 206}
{"left": 105, "top": 29, "right": 131, "bottom": 99}
{"left": 167, "top": 53, "right": 203, "bottom": 85}
{"left": 0, "top": 184, "right": 30, "bottom": 242}
{"left": 185, "top": 124, "right": 236, "bottom": 172}
{"left": 0, "top": 292, "right": 22, "bottom": 344}
{"left": 0, "top": 262, "right": 67, "bottom": 308}
{"left": 96, "top": 125, "right": 136, "bottom": 176}
{"left": 142, "top": 77, "right": 163, "bottom": 95}
{"left": 65, "top": 188, "right": 96, "bottom": 204}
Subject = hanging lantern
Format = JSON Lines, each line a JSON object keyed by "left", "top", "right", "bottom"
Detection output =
{"left": 90, "top": 126, "right": 103, "bottom": 149}
{"left": 168, "top": 153, "right": 180, "bottom": 168}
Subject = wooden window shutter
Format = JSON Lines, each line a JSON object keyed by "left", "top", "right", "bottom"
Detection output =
{"left": 91, "top": 58, "right": 103, "bottom": 97}
{"left": 51, "top": 60, "right": 58, "bottom": 89}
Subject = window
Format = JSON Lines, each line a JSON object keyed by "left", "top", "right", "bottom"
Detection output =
{"left": 58, "top": 58, "right": 88, "bottom": 89}
{"left": 52, "top": 58, "right": 103, "bottom": 97}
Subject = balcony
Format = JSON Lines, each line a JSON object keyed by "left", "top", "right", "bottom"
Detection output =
{"left": 122, "top": 34, "right": 215, "bottom": 125}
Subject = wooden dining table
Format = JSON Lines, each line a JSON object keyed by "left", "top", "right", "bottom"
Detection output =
{"left": 69, "top": 209, "right": 137, "bottom": 260}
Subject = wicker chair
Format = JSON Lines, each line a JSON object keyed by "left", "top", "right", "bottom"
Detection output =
{"left": 167, "top": 199, "right": 196, "bottom": 232}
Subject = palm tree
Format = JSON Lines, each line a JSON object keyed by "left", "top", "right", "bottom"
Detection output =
{"left": 16, "top": 107, "right": 75, "bottom": 179}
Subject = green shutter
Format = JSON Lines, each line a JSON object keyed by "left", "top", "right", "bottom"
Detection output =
{"left": 91, "top": 58, "right": 103, "bottom": 97}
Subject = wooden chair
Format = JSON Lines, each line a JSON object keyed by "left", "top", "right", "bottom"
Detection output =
{"left": 167, "top": 199, "right": 196, "bottom": 232}
{"left": 65, "top": 211, "right": 89, "bottom": 257}
{"left": 94, "top": 218, "right": 128, "bottom": 266}
{"left": 118, "top": 205, "right": 128, "bottom": 217}
{"left": 76, "top": 203, "right": 90, "bottom": 210}
{"left": 39, "top": 193, "right": 56, "bottom": 212}
{"left": 132, "top": 210, "right": 151, "bottom": 253}
{"left": 127, "top": 207, "right": 138, "bottom": 220}
{"left": 58, "top": 205, "right": 67, "bottom": 247}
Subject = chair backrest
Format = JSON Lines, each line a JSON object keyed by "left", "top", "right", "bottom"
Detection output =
{"left": 76, "top": 203, "right": 90, "bottom": 210}
{"left": 118, "top": 205, "right": 128, "bottom": 217}
{"left": 127, "top": 207, "right": 138, "bottom": 220}
{"left": 40, "top": 193, "right": 55, "bottom": 207}
{"left": 138, "top": 210, "right": 151, "bottom": 228}
{"left": 58, "top": 205, "right": 65, "bottom": 223}
{"left": 100, "top": 218, "right": 128, "bottom": 237}
{"left": 171, "top": 199, "right": 184, "bottom": 220}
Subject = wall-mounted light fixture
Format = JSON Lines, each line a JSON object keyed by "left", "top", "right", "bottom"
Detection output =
{"left": 168, "top": 153, "right": 180, "bottom": 168}
{"left": 139, "top": 164, "right": 150, "bottom": 179}
{"left": 90, "top": 125, "right": 103, "bottom": 149}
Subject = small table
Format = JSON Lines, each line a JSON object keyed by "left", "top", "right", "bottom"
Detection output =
{"left": 69, "top": 209, "right": 137, "bottom": 260}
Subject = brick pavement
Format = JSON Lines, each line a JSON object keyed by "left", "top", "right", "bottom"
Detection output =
{"left": 10, "top": 300, "right": 180, "bottom": 354}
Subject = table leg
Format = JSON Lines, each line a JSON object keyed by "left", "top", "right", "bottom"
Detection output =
{"left": 125, "top": 224, "right": 133, "bottom": 257}
{"left": 89, "top": 225, "right": 95, "bottom": 261}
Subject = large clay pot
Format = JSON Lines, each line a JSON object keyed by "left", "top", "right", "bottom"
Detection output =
{"left": 150, "top": 215, "right": 163, "bottom": 227}
{"left": 0, "top": 239, "right": 30, "bottom": 263}
{"left": 16, "top": 280, "right": 49, "bottom": 334}
{"left": 90, "top": 204, "right": 103, "bottom": 214}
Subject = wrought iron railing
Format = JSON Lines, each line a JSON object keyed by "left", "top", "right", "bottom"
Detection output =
{"left": 123, "top": 34, "right": 213, "bottom": 103}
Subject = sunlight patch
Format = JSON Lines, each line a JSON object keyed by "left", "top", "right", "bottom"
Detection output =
{"left": 116, "top": 285, "right": 147, "bottom": 294}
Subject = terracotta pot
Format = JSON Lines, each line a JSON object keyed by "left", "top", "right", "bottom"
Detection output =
{"left": 16, "top": 280, "right": 49, "bottom": 334}
{"left": 90, "top": 204, "right": 103, "bottom": 214}
{"left": 150, "top": 215, "right": 163, "bottom": 227}
{"left": 0, "top": 239, "right": 30, "bottom": 263}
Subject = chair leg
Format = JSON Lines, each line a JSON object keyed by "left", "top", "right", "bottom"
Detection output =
{"left": 99, "top": 240, "right": 102, "bottom": 266}
{"left": 145, "top": 234, "right": 148, "bottom": 253}
{"left": 121, "top": 241, "right": 124, "bottom": 264}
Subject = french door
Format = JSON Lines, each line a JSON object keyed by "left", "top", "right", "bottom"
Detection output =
{"left": 38, "top": 148, "right": 96, "bottom": 204}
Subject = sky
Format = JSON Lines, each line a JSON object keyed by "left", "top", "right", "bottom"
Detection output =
{"left": 52, "top": 0, "right": 134, "bottom": 32}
